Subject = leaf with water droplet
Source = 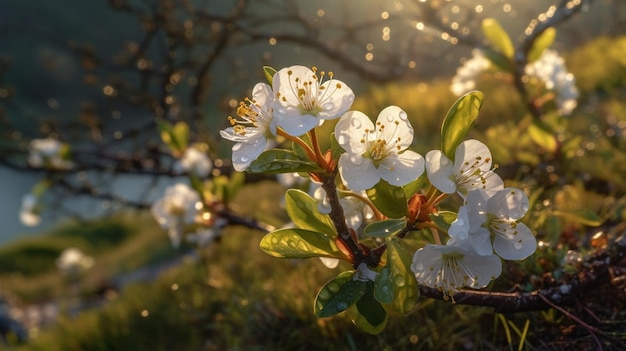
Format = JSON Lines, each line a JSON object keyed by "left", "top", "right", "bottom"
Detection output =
{"left": 363, "top": 218, "right": 407, "bottom": 238}
{"left": 248, "top": 149, "right": 323, "bottom": 174}
{"left": 429, "top": 210, "right": 458, "bottom": 232}
{"left": 347, "top": 281, "right": 388, "bottom": 334}
{"left": 260, "top": 228, "right": 344, "bottom": 259}
{"left": 374, "top": 237, "right": 419, "bottom": 316}
{"left": 285, "top": 189, "right": 336, "bottom": 235}
{"left": 314, "top": 271, "right": 367, "bottom": 318}
{"left": 366, "top": 180, "right": 407, "bottom": 219}
{"left": 440, "top": 91, "right": 483, "bottom": 161}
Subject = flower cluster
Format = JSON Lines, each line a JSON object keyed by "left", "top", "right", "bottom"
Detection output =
{"left": 19, "top": 194, "right": 41, "bottom": 227}
{"left": 56, "top": 247, "right": 94, "bottom": 276}
{"left": 220, "top": 65, "right": 354, "bottom": 171}
{"left": 524, "top": 49, "right": 579, "bottom": 115}
{"left": 173, "top": 147, "right": 212, "bottom": 178}
{"left": 411, "top": 140, "right": 536, "bottom": 297}
{"left": 28, "top": 138, "right": 73, "bottom": 170}
{"left": 151, "top": 183, "right": 203, "bottom": 248}
{"left": 450, "top": 49, "right": 492, "bottom": 97}
{"left": 222, "top": 65, "right": 539, "bottom": 327}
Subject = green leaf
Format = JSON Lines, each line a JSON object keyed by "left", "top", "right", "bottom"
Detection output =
{"left": 481, "top": 47, "right": 512, "bottom": 72}
{"left": 247, "top": 149, "right": 323, "bottom": 174}
{"left": 481, "top": 18, "right": 515, "bottom": 59}
{"left": 347, "top": 281, "right": 388, "bottom": 334}
{"left": 157, "top": 120, "right": 188, "bottom": 154}
{"left": 402, "top": 173, "right": 426, "bottom": 199}
{"left": 329, "top": 132, "right": 344, "bottom": 161}
{"left": 374, "top": 238, "right": 419, "bottom": 315}
{"left": 373, "top": 266, "right": 393, "bottom": 304}
{"left": 285, "top": 189, "right": 336, "bottom": 234}
{"left": 429, "top": 211, "right": 458, "bottom": 232}
{"left": 225, "top": 171, "right": 246, "bottom": 204}
{"left": 528, "top": 27, "right": 556, "bottom": 63}
{"left": 314, "top": 272, "right": 367, "bottom": 318}
{"left": 528, "top": 120, "right": 557, "bottom": 153}
{"left": 172, "top": 122, "right": 190, "bottom": 151}
{"left": 259, "top": 228, "right": 343, "bottom": 259}
{"left": 552, "top": 209, "right": 603, "bottom": 227}
{"left": 263, "top": 66, "right": 277, "bottom": 85}
{"left": 363, "top": 219, "right": 407, "bottom": 238}
{"left": 441, "top": 91, "right": 484, "bottom": 161}
{"left": 366, "top": 180, "right": 407, "bottom": 219}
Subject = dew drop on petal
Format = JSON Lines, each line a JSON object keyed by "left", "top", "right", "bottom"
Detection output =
{"left": 239, "top": 155, "right": 250, "bottom": 163}
{"left": 350, "top": 117, "right": 362, "bottom": 129}
{"left": 520, "top": 203, "right": 529, "bottom": 213}
{"left": 386, "top": 113, "right": 395, "bottom": 123}
{"left": 321, "top": 101, "right": 335, "bottom": 110}
{"left": 399, "top": 111, "right": 408, "bottom": 120}
{"left": 513, "top": 241, "right": 523, "bottom": 250}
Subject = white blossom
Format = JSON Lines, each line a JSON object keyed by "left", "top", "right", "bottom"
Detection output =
{"left": 28, "top": 138, "right": 73, "bottom": 170}
{"left": 272, "top": 65, "right": 354, "bottom": 136}
{"left": 449, "top": 188, "right": 537, "bottom": 261}
{"left": 56, "top": 247, "right": 94, "bottom": 276}
{"left": 450, "top": 49, "right": 491, "bottom": 96}
{"left": 174, "top": 147, "right": 212, "bottom": 178}
{"left": 151, "top": 183, "right": 201, "bottom": 248}
{"left": 525, "top": 49, "right": 579, "bottom": 115}
{"left": 335, "top": 106, "right": 424, "bottom": 191}
{"left": 411, "top": 243, "right": 502, "bottom": 297}
{"left": 425, "top": 139, "right": 503, "bottom": 198}
{"left": 19, "top": 194, "right": 41, "bottom": 227}
{"left": 220, "top": 83, "right": 277, "bottom": 171}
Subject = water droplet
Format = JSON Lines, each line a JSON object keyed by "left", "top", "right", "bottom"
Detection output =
{"left": 513, "top": 241, "right": 523, "bottom": 250}
{"left": 328, "top": 282, "right": 340, "bottom": 293}
{"left": 386, "top": 113, "right": 395, "bottom": 123}
{"left": 318, "top": 289, "right": 330, "bottom": 300}
{"left": 394, "top": 275, "right": 406, "bottom": 287}
{"left": 350, "top": 117, "right": 362, "bottom": 129}
{"left": 520, "top": 203, "right": 529, "bottom": 213}
{"left": 239, "top": 155, "right": 249, "bottom": 163}
{"left": 321, "top": 101, "right": 335, "bottom": 110}
{"left": 271, "top": 237, "right": 279, "bottom": 244}
{"left": 399, "top": 111, "right": 408, "bottom": 120}
{"left": 337, "top": 134, "right": 347, "bottom": 145}
{"left": 336, "top": 302, "right": 348, "bottom": 311}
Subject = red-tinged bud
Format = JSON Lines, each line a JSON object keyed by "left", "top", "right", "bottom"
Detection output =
{"left": 310, "top": 172, "right": 323, "bottom": 183}
{"left": 335, "top": 237, "right": 354, "bottom": 263}
{"left": 407, "top": 193, "right": 426, "bottom": 224}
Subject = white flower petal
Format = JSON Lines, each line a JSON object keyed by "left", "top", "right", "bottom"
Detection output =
{"left": 274, "top": 111, "right": 320, "bottom": 137}
{"left": 316, "top": 79, "right": 355, "bottom": 120}
{"left": 378, "top": 150, "right": 424, "bottom": 187}
{"left": 487, "top": 188, "right": 529, "bottom": 220}
{"left": 338, "top": 154, "right": 380, "bottom": 191}
{"left": 334, "top": 111, "right": 374, "bottom": 155}
{"left": 425, "top": 150, "right": 456, "bottom": 193}
{"left": 231, "top": 138, "right": 267, "bottom": 171}
{"left": 375, "top": 106, "right": 413, "bottom": 151}
{"left": 492, "top": 222, "right": 537, "bottom": 260}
